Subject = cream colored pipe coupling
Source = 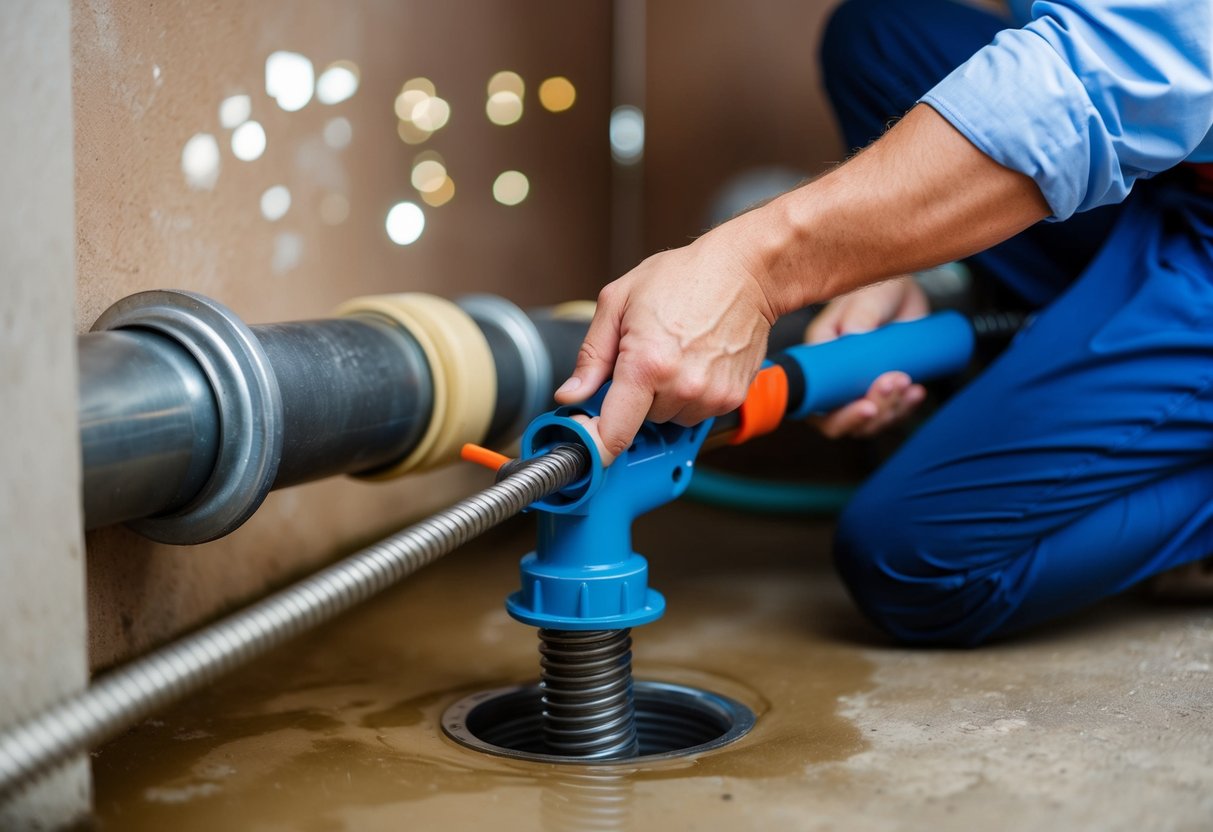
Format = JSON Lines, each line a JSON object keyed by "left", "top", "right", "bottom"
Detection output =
{"left": 334, "top": 293, "right": 496, "bottom": 476}
{"left": 550, "top": 299, "right": 597, "bottom": 322}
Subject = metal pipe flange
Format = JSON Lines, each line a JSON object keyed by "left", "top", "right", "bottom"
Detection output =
{"left": 457, "top": 294, "right": 553, "bottom": 445}
{"left": 334, "top": 293, "right": 496, "bottom": 475}
{"left": 91, "top": 290, "right": 284, "bottom": 544}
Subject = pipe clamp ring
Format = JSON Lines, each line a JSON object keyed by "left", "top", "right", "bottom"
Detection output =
{"left": 92, "top": 290, "right": 284, "bottom": 543}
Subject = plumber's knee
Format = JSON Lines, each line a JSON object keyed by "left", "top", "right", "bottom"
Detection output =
{"left": 834, "top": 484, "right": 1017, "bottom": 647}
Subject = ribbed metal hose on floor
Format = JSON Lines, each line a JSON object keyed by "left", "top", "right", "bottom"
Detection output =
{"left": 539, "top": 629, "right": 640, "bottom": 760}
{"left": 0, "top": 446, "right": 586, "bottom": 802}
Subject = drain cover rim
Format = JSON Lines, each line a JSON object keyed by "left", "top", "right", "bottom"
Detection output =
{"left": 441, "top": 680, "right": 756, "bottom": 766}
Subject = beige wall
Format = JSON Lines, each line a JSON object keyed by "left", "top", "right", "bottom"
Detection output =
{"left": 75, "top": 0, "right": 613, "bottom": 670}
{"left": 0, "top": 1, "right": 91, "bottom": 826}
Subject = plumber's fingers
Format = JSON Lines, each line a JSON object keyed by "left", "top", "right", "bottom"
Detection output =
{"left": 812, "top": 372, "right": 913, "bottom": 439}
{"left": 814, "top": 399, "right": 880, "bottom": 439}
{"left": 853, "top": 383, "right": 926, "bottom": 438}
{"left": 595, "top": 373, "right": 655, "bottom": 465}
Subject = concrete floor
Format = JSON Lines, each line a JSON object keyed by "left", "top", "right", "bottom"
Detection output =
{"left": 89, "top": 502, "right": 1213, "bottom": 830}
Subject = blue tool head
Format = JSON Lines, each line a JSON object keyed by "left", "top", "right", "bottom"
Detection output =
{"left": 507, "top": 385, "right": 713, "bottom": 630}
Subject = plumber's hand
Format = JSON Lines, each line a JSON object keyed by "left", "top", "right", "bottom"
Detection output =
{"left": 804, "top": 276, "right": 930, "bottom": 438}
{"left": 555, "top": 232, "right": 777, "bottom": 465}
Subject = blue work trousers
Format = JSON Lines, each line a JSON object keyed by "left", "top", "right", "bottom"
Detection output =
{"left": 821, "top": 0, "right": 1213, "bottom": 645}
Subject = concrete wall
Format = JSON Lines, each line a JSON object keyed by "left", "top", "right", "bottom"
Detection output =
{"left": 0, "top": 1, "right": 90, "bottom": 827}
{"left": 75, "top": 0, "right": 614, "bottom": 670}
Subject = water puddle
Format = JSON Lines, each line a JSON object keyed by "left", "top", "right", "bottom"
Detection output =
{"left": 91, "top": 505, "right": 875, "bottom": 830}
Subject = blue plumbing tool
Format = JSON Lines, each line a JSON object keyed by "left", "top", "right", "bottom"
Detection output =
{"left": 462, "top": 310, "right": 976, "bottom": 760}
{"left": 475, "top": 309, "right": 978, "bottom": 632}
{"left": 505, "top": 388, "right": 713, "bottom": 631}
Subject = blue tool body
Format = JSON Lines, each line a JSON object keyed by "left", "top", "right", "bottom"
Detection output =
{"left": 506, "top": 389, "right": 713, "bottom": 630}
{"left": 505, "top": 311, "right": 976, "bottom": 631}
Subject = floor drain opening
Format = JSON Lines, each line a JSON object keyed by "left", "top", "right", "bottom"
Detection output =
{"left": 442, "top": 680, "right": 756, "bottom": 765}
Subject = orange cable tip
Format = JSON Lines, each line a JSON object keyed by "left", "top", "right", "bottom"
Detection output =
{"left": 460, "top": 443, "right": 512, "bottom": 472}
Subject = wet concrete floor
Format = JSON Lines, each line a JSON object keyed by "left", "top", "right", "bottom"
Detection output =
{"left": 90, "top": 502, "right": 1213, "bottom": 830}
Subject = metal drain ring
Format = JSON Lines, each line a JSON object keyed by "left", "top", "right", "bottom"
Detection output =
{"left": 442, "top": 680, "right": 755, "bottom": 765}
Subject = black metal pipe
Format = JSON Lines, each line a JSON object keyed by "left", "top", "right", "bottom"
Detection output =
{"left": 528, "top": 312, "right": 589, "bottom": 396}
{"left": 253, "top": 318, "right": 433, "bottom": 488}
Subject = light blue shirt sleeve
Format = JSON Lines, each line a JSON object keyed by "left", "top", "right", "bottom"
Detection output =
{"left": 919, "top": 1, "right": 1213, "bottom": 220}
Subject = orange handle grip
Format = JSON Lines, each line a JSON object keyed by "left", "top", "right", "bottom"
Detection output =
{"left": 728, "top": 365, "right": 789, "bottom": 446}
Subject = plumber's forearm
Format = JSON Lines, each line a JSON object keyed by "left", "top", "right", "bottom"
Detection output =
{"left": 732, "top": 104, "right": 1051, "bottom": 315}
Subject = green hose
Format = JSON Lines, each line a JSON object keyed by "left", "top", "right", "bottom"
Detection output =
{"left": 684, "top": 467, "right": 856, "bottom": 516}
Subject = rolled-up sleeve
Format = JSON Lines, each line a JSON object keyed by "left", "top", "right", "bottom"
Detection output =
{"left": 920, "top": 1, "right": 1213, "bottom": 220}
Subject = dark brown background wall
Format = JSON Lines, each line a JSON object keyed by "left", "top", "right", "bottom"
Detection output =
{"left": 644, "top": 0, "right": 844, "bottom": 252}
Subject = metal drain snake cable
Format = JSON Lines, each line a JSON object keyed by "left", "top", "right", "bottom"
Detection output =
{"left": 0, "top": 445, "right": 587, "bottom": 802}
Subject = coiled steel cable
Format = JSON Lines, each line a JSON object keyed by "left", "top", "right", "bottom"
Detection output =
{"left": 0, "top": 445, "right": 586, "bottom": 801}
{"left": 538, "top": 628, "right": 640, "bottom": 760}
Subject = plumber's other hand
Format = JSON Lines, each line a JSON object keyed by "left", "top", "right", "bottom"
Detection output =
{"left": 804, "top": 276, "right": 930, "bottom": 438}
{"left": 554, "top": 232, "right": 777, "bottom": 466}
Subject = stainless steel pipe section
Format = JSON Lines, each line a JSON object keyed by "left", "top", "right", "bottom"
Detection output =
{"left": 79, "top": 330, "right": 220, "bottom": 529}
{"left": 0, "top": 446, "right": 587, "bottom": 801}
